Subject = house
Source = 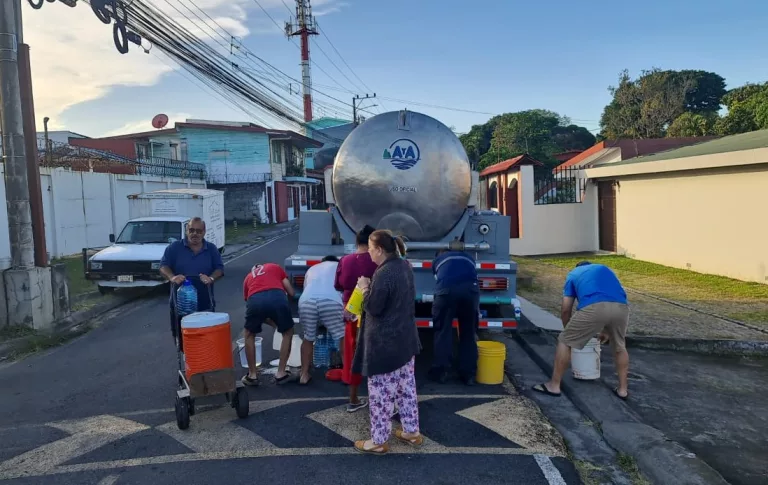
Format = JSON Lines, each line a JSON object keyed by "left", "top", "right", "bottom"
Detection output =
{"left": 478, "top": 155, "right": 545, "bottom": 237}
{"left": 36, "top": 130, "right": 89, "bottom": 145}
{"left": 71, "top": 120, "right": 323, "bottom": 224}
{"left": 585, "top": 129, "right": 768, "bottom": 284}
{"left": 554, "top": 136, "right": 720, "bottom": 172}
{"left": 553, "top": 150, "right": 583, "bottom": 164}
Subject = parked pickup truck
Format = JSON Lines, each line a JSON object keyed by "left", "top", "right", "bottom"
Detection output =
{"left": 84, "top": 189, "right": 225, "bottom": 294}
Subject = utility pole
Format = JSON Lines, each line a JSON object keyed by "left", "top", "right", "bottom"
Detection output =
{"left": 352, "top": 94, "right": 376, "bottom": 125}
{"left": 0, "top": 0, "right": 34, "bottom": 270}
{"left": 1, "top": 0, "right": 56, "bottom": 329}
{"left": 15, "top": 0, "right": 48, "bottom": 267}
{"left": 285, "top": 0, "right": 319, "bottom": 123}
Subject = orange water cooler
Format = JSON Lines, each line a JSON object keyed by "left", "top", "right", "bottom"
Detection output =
{"left": 181, "top": 312, "right": 234, "bottom": 379}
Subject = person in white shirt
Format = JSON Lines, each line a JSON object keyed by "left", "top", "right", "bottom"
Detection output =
{"left": 298, "top": 255, "right": 344, "bottom": 385}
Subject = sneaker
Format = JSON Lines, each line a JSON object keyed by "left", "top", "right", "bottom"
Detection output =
{"left": 346, "top": 399, "right": 369, "bottom": 413}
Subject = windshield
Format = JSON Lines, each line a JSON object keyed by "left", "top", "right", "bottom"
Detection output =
{"left": 116, "top": 221, "right": 182, "bottom": 244}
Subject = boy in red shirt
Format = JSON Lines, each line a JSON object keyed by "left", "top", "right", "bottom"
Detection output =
{"left": 242, "top": 262, "right": 297, "bottom": 386}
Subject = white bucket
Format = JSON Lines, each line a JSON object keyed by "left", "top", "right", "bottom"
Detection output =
{"left": 271, "top": 332, "right": 302, "bottom": 368}
{"left": 236, "top": 336, "right": 262, "bottom": 369}
{"left": 572, "top": 337, "right": 601, "bottom": 380}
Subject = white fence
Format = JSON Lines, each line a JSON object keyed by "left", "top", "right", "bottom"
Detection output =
{"left": 0, "top": 166, "right": 206, "bottom": 267}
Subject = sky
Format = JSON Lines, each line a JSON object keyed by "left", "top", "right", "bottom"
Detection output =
{"left": 22, "top": 0, "right": 768, "bottom": 138}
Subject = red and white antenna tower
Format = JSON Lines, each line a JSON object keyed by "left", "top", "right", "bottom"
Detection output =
{"left": 285, "top": 0, "right": 319, "bottom": 123}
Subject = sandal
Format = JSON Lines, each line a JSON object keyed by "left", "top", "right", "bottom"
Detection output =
{"left": 394, "top": 429, "right": 424, "bottom": 447}
{"left": 275, "top": 372, "right": 298, "bottom": 385}
{"left": 241, "top": 375, "right": 260, "bottom": 387}
{"left": 299, "top": 375, "right": 313, "bottom": 386}
{"left": 354, "top": 440, "right": 389, "bottom": 454}
{"left": 532, "top": 383, "right": 561, "bottom": 397}
{"left": 613, "top": 387, "right": 629, "bottom": 401}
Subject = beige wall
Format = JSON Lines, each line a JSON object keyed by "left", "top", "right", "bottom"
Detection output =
{"left": 614, "top": 166, "right": 768, "bottom": 284}
{"left": 509, "top": 165, "right": 599, "bottom": 256}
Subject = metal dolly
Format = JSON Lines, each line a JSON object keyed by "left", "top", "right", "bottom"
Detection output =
{"left": 171, "top": 279, "right": 249, "bottom": 430}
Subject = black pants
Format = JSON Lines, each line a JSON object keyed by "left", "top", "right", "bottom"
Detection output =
{"left": 431, "top": 285, "right": 480, "bottom": 379}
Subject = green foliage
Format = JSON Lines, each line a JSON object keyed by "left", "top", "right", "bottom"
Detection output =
{"left": 600, "top": 69, "right": 726, "bottom": 139}
{"left": 461, "top": 110, "right": 595, "bottom": 170}
{"left": 716, "top": 82, "right": 768, "bottom": 135}
{"left": 667, "top": 112, "right": 718, "bottom": 137}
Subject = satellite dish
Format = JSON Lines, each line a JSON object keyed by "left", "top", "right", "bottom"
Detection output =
{"left": 152, "top": 114, "right": 169, "bottom": 129}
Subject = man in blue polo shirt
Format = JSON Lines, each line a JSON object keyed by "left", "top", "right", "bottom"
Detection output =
{"left": 160, "top": 217, "right": 224, "bottom": 339}
{"left": 533, "top": 261, "right": 631, "bottom": 400}
{"left": 429, "top": 249, "right": 480, "bottom": 385}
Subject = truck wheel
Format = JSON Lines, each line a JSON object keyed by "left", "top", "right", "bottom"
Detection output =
{"left": 98, "top": 286, "right": 115, "bottom": 295}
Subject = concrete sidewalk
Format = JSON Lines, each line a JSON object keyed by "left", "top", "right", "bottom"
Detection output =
{"left": 511, "top": 302, "right": 730, "bottom": 485}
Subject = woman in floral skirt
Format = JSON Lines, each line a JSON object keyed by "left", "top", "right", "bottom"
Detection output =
{"left": 352, "top": 229, "right": 422, "bottom": 454}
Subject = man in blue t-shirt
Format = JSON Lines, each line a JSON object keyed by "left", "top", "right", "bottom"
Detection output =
{"left": 429, "top": 249, "right": 480, "bottom": 385}
{"left": 532, "top": 261, "right": 631, "bottom": 400}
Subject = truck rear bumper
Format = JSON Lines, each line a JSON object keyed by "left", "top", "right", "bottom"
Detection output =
{"left": 290, "top": 316, "right": 518, "bottom": 330}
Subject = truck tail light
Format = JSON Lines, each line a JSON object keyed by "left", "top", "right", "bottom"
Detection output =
{"left": 293, "top": 275, "right": 305, "bottom": 288}
{"left": 478, "top": 277, "right": 508, "bottom": 291}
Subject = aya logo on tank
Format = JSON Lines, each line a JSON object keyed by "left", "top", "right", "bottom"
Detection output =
{"left": 382, "top": 139, "right": 421, "bottom": 171}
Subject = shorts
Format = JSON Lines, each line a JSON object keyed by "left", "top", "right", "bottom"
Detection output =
{"left": 245, "top": 289, "right": 294, "bottom": 335}
{"left": 299, "top": 298, "right": 344, "bottom": 342}
{"left": 559, "top": 302, "right": 629, "bottom": 352}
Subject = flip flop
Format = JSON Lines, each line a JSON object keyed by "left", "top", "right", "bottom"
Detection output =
{"left": 275, "top": 372, "right": 298, "bottom": 385}
{"left": 532, "top": 383, "right": 561, "bottom": 397}
{"left": 299, "top": 375, "right": 313, "bottom": 386}
{"left": 613, "top": 387, "right": 629, "bottom": 401}
{"left": 241, "top": 375, "right": 260, "bottom": 387}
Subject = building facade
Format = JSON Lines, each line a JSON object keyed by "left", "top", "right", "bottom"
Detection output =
{"left": 72, "top": 120, "right": 323, "bottom": 224}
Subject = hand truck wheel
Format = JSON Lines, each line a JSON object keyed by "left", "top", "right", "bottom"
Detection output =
{"left": 233, "top": 387, "right": 250, "bottom": 419}
{"left": 175, "top": 395, "right": 190, "bottom": 430}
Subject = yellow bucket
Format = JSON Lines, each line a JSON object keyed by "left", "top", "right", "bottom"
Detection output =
{"left": 476, "top": 341, "right": 506, "bottom": 385}
{"left": 345, "top": 286, "right": 364, "bottom": 316}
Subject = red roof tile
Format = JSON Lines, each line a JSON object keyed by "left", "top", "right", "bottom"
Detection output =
{"left": 554, "top": 137, "right": 720, "bottom": 172}
{"left": 479, "top": 154, "right": 544, "bottom": 177}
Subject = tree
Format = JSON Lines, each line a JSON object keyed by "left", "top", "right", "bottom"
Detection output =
{"left": 599, "top": 68, "right": 725, "bottom": 139}
{"left": 460, "top": 110, "right": 595, "bottom": 170}
{"left": 716, "top": 82, "right": 768, "bottom": 135}
{"left": 551, "top": 125, "right": 596, "bottom": 151}
{"left": 667, "top": 112, "right": 718, "bottom": 137}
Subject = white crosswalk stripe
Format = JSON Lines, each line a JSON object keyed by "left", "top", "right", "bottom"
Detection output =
{"left": 0, "top": 393, "right": 568, "bottom": 481}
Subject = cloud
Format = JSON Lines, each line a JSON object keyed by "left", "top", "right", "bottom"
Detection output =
{"left": 314, "top": 1, "right": 349, "bottom": 16}
{"left": 103, "top": 112, "right": 192, "bottom": 137}
{"left": 21, "top": 0, "right": 346, "bottom": 130}
{"left": 22, "top": 0, "right": 253, "bottom": 130}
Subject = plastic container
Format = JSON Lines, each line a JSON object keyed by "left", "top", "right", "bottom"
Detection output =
{"left": 476, "top": 340, "right": 506, "bottom": 385}
{"left": 181, "top": 312, "right": 233, "bottom": 378}
{"left": 176, "top": 279, "right": 198, "bottom": 317}
{"left": 572, "top": 337, "right": 601, "bottom": 380}
{"left": 236, "top": 336, "right": 263, "bottom": 368}
{"left": 270, "top": 332, "right": 303, "bottom": 368}
{"left": 345, "top": 286, "right": 364, "bottom": 317}
{"left": 314, "top": 333, "right": 329, "bottom": 368}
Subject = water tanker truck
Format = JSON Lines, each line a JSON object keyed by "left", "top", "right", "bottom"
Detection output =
{"left": 284, "top": 110, "right": 521, "bottom": 330}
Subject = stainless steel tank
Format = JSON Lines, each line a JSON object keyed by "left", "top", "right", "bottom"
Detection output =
{"left": 332, "top": 110, "right": 471, "bottom": 241}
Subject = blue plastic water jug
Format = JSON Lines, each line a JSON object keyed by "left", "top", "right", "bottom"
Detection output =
{"left": 176, "top": 279, "right": 198, "bottom": 318}
{"left": 313, "top": 333, "right": 329, "bottom": 368}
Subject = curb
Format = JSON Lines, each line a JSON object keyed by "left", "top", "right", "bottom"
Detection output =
{"left": 626, "top": 335, "right": 768, "bottom": 357}
{"left": 0, "top": 224, "right": 299, "bottom": 362}
{"left": 515, "top": 317, "right": 729, "bottom": 485}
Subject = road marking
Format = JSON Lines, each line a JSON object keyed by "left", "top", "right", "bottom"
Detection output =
{"left": 224, "top": 228, "right": 298, "bottom": 266}
{"left": 535, "top": 454, "right": 567, "bottom": 485}
{"left": 0, "top": 415, "right": 149, "bottom": 479}
{"left": 0, "top": 393, "right": 569, "bottom": 480}
{"left": 97, "top": 474, "right": 120, "bottom": 485}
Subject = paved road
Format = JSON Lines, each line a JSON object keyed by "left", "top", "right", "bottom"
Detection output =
{"left": 0, "top": 231, "right": 581, "bottom": 485}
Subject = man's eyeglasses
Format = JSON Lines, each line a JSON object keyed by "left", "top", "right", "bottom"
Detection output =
{"left": 187, "top": 228, "right": 204, "bottom": 235}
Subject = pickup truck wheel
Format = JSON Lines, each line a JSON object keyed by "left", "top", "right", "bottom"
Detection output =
{"left": 98, "top": 286, "right": 115, "bottom": 295}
